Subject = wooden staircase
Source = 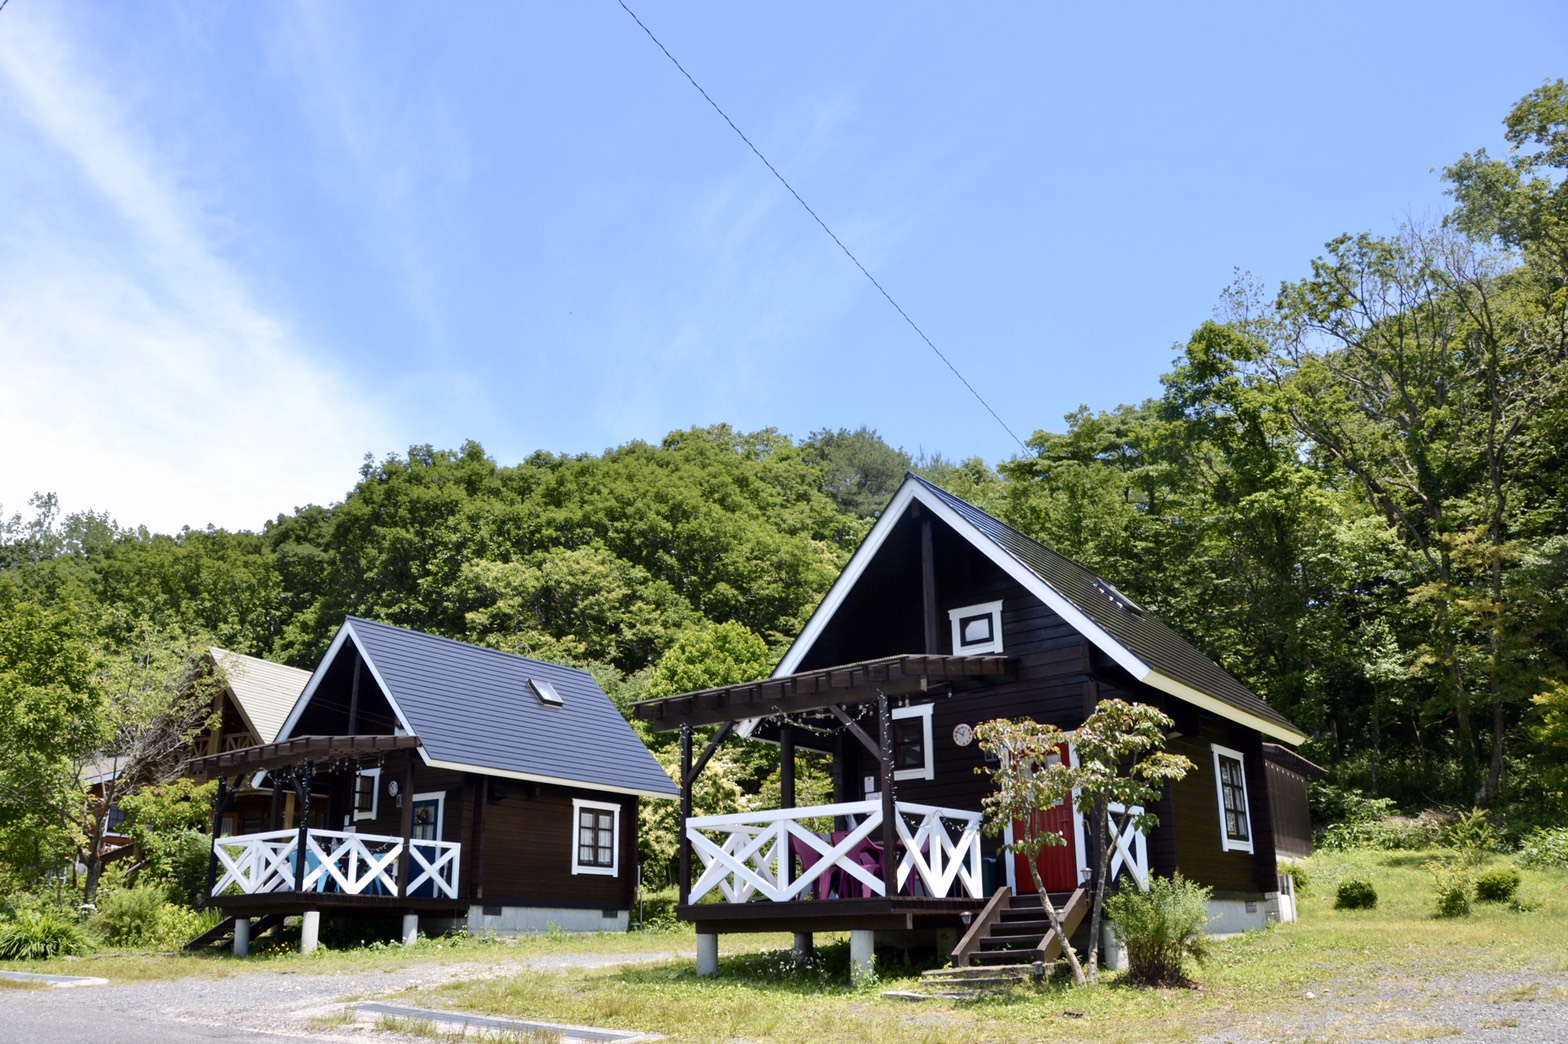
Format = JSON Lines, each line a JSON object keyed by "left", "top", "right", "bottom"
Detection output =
{"left": 883, "top": 888, "right": 1090, "bottom": 1001}
{"left": 951, "top": 886, "right": 1088, "bottom": 967}
{"left": 185, "top": 913, "right": 285, "bottom": 952}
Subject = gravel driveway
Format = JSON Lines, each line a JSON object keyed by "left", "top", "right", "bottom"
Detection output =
{"left": 1202, "top": 967, "right": 1568, "bottom": 1043}
{"left": 4, "top": 951, "right": 679, "bottom": 1044}
{"left": 8, "top": 950, "right": 1567, "bottom": 1043}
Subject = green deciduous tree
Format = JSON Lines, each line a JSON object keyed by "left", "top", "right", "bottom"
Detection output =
{"left": 977, "top": 701, "right": 1191, "bottom": 986}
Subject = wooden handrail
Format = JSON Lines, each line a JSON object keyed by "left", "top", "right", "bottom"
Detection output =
{"left": 1037, "top": 887, "right": 1088, "bottom": 960}
{"left": 951, "top": 885, "right": 1012, "bottom": 968}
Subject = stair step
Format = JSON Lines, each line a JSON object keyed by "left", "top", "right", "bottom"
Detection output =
{"left": 971, "top": 949, "right": 1041, "bottom": 965}
{"left": 923, "top": 964, "right": 1040, "bottom": 983}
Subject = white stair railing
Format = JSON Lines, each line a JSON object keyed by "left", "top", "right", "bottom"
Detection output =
{"left": 685, "top": 800, "right": 983, "bottom": 904}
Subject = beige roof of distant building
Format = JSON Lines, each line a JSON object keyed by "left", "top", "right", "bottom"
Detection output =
{"left": 210, "top": 647, "right": 310, "bottom": 744}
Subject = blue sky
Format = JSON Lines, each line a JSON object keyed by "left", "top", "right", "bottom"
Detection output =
{"left": 2, "top": 1, "right": 1563, "bottom": 534}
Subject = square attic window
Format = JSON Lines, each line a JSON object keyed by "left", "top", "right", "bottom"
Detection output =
{"left": 530, "top": 677, "right": 564, "bottom": 706}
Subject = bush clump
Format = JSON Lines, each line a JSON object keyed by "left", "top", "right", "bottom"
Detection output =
{"left": 1433, "top": 866, "right": 1472, "bottom": 918}
{"left": 1334, "top": 878, "right": 1378, "bottom": 910}
{"left": 92, "top": 887, "right": 166, "bottom": 947}
{"left": 0, "top": 906, "right": 90, "bottom": 960}
{"left": 91, "top": 886, "right": 207, "bottom": 949}
{"left": 1103, "top": 873, "right": 1212, "bottom": 988}
{"left": 1312, "top": 786, "right": 1456, "bottom": 851}
{"left": 1517, "top": 827, "right": 1568, "bottom": 870}
{"left": 1277, "top": 859, "right": 1311, "bottom": 894}
{"left": 1475, "top": 866, "right": 1521, "bottom": 904}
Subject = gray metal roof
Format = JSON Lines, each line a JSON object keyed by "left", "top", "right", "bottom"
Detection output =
{"left": 332, "top": 618, "right": 677, "bottom": 799}
{"left": 908, "top": 475, "right": 1304, "bottom": 741}
{"left": 210, "top": 647, "right": 310, "bottom": 744}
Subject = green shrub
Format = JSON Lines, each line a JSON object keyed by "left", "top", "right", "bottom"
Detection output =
{"left": 1334, "top": 878, "right": 1378, "bottom": 910}
{"left": 1517, "top": 827, "right": 1568, "bottom": 869}
{"left": 1433, "top": 867, "right": 1471, "bottom": 918}
{"left": 1278, "top": 859, "right": 1311, "bottom": 894}
{"left": 91, "top": 886, "right": 168, "bottom": 947}
{"left": 1475, "top": 866, "right": 1521, "bottom": 904}
{"left": 1318, "top": 812, "right": 1445, "bottom": 852}
{"left": 0, "top": 907, "right": 90, "bottom": 960}
{"left": 636, "top": 886, "right": 682, "bottom": 932}
{"left": 1103, "top": 874, "right": 1212, "bottom": 988}
{"left": 1443, "top": 808, "right": 1500, "bottom": 865}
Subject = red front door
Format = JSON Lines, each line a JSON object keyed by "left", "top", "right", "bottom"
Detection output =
{"left": 1012, "top": 744, "right": 1079, "bottom": 893}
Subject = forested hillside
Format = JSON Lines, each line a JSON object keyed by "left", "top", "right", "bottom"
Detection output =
{"left": 3, "top": 83, "right": 1566, "bottom": 890}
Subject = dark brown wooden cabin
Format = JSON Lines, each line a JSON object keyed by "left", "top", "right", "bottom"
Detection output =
{"left": 634, "top": 475, "right": 1310, "bottom": 977}
{"left": 191, "top": 618, "right": 676, "bottom": 954}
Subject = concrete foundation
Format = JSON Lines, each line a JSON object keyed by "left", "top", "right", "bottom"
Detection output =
{"left": 465, "top": 905, "right": 628, "bottom": 936}
{"left": 849, "top": 930, "right": 876, "bottom": 986}
{"left": 1205, "top": 897, "right": 1270, "bottom": 934}
{"left": 401, "top": 912, "right": 420, "bottom": 947}
{"left": 300, "top": 909, "right": 321, "bottom": 954}
{"left": 696, "top": 933, "right": 719, "bottom": 976}
{"left": 231, "top": 917, "right": 249, "bottom": 957}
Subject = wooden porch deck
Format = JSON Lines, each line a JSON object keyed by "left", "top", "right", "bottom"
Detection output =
{"left": 682, "top": 894, "right": 988, "bottom": 935}
{"left": 213, "top": 892, "right": 467, "bottom": 917}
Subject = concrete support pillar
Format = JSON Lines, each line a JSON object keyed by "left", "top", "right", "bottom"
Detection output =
{"left": 695, "top": 932, "right": 719, "bottom": 976}
{"left": 792, "top": 932, "right": 813, "bottom": 959}
{"left": 849, "top": 929, "right": 876, "bottom": 986}
{"left": 300, "top": 909, "right": 321, "bottom": 955}
{"left": 231, "top": 917, "right": 250, "bottom": 957}
{"left": 1100, "top": 923, "right": 1126, "bottom": 971}
{"left": 401, "top": 913, "right": 420, "bottom": 947}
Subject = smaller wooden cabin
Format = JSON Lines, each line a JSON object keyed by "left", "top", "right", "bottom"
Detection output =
{"left": 191, "top": 618, "right": 677, "bottom": 952}
{"left": 203, "top": 648, "right": 311, "bottom": 837}
{"left": 634, "top": 475, "right": 1310, "bottom": 976}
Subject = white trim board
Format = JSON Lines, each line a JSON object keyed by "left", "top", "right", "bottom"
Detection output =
{"left": 422, "top": 759, "right": 677, "bottom": 800}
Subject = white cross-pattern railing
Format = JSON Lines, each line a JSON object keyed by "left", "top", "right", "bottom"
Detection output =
{"left": 685, "top": 799, "right": 983, "bottom": 904}
{"left": 1106, "top": 802, "right": 1149, "bottom": 890}
{"left": 212, "top": 828, "right": 460, "bottom": 899}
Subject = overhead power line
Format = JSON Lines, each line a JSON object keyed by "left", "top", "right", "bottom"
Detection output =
{"left": 614, "top": 0, "right": 1028, "bottom": 455}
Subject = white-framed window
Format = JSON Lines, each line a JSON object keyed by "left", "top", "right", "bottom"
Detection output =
{"left": 572, "top": 798, "right": 620, "bottom": 876}
{"left": 892, "top": 702, "right": 935, "bottom": 781}
{"left": 1211, "top": 744, "right": 1253, "bottom": 853}
{"left": 353, "top": 767, "right": 381, "bottom": 822}
{"left": 948, "top": 600, "right": 1004, "bottom": 655}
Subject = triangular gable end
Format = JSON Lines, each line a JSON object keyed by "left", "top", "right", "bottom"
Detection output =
{"left": 273, "top": 620, "right": 422, "bottom": 755}
{"left": 773, "top": 475, "right": 1307, "bottom": 745}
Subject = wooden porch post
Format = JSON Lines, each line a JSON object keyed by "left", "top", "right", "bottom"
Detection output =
{"left": 396, "top": 755, "right": 415, "bottom": 896}
{"left": 205, "top": 775, "right": 230, "bottom": 901}
{"left": 679, "top": 723, "right": 692, "bottom": 904}
{"left": 921, "top": 514, "right": 940, "bottom": 654}
{"left": 268, "top": 781, "right": 284, "bottom": 831}
{"left": 292, "top": 762, "right": 313, "bottom": 893}
{"left": 779, "top": 725, "right": 796, "bottom": 809}
{"left": 877, "top": 692, "right": 898, "bottom": 893}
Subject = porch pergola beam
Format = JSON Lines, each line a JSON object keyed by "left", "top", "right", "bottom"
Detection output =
{"left": 632, "top": 654, "right": 1013, "bottom": 731}
{"left": 684, "top": 720, "right": 736, "bottom": 789}
{"left": 827, "top": 704, "right": 886, "bottom": 767}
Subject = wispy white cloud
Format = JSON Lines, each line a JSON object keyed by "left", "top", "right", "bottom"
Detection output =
{"left": 0, "top": 6, "right": 391, "bottom": 532}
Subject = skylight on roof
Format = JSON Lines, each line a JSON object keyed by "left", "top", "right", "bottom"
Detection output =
{"left": 530, "top": 677, "right": 564, "bottom": 706}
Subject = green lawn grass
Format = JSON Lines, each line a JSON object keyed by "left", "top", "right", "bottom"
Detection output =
{"left": 4, "top": 850, "right": 1563, "bottom": 1042}
{"left": 402, "top": 850, "right": 1568, "bottom": 1044}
